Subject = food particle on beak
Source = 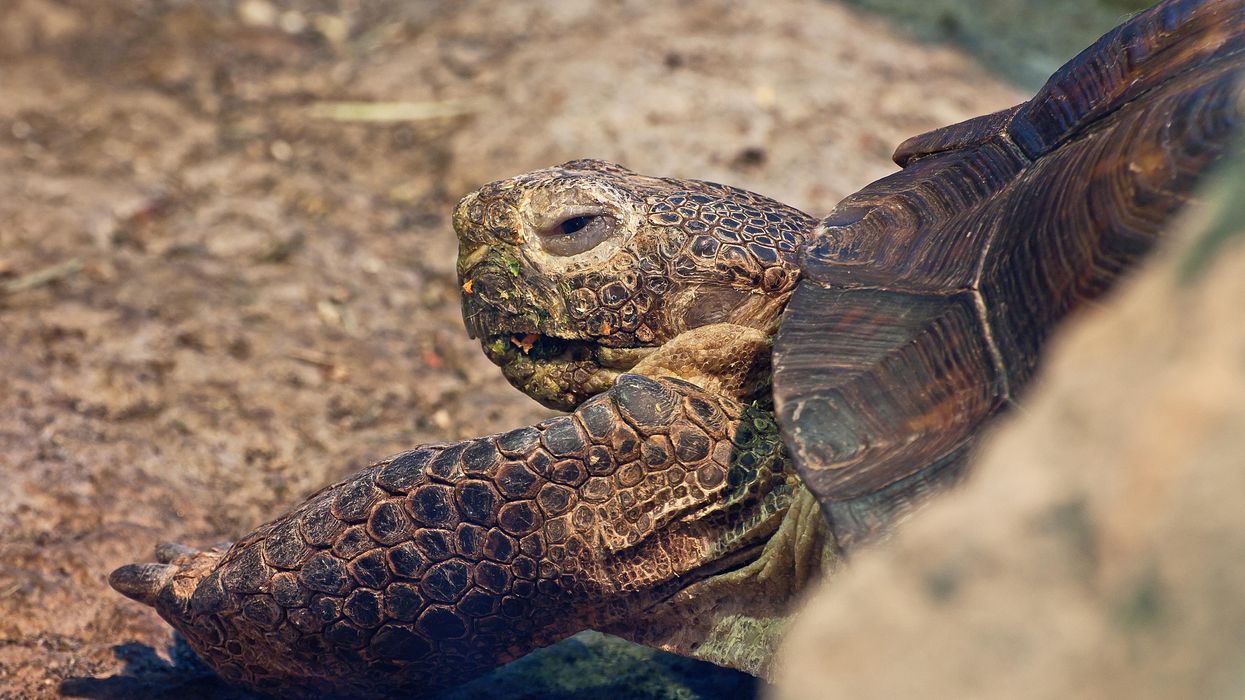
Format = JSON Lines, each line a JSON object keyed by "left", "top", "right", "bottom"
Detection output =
{"left": 511, "top": 333, "right": 539, "bottom": 354}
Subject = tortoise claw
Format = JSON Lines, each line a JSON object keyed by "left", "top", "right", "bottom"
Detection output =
{"left": 109, "top": 562, "right": 176, "bottom": 607}
{"left": 154, "top": 542, "right": 199, "bottom": 564}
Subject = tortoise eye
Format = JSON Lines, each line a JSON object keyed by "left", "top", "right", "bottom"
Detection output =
{"left": 560, "top": 216, "right": 592, "bottom": 235}
{"left": 539, "top": 213, "right": 617, "bottom": 256}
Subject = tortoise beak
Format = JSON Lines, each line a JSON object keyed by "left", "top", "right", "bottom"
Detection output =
{"left": 457, "top": 254, "right": 576, "bottom": 342}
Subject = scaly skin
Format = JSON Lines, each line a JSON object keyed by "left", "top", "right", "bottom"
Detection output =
{"left": 455, "top": 159, "right": 813, "bottom": 410}
{"left": 112, "top": 160, "right": 835, "bottom": 697}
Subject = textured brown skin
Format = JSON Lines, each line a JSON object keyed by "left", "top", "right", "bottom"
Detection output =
{"left": 109, "top": 0, "right": 1244, "bottom": 694}
{"left": 119, "top": 376, "right": 793, "bottom": 697}
{"left": 456, "top": 159, "right": 813, "bottom": 411}
{"left": 111, "top": 162, "right": 821, "bottom": 697}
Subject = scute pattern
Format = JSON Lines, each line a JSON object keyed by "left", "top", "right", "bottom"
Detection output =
{"left": 774, "top": 0, "right": 1244, "bottom": 544}
{"left": 145, "top": 376, "right": 793, "bottom": 698}
{"left": 647, "top": 185, "right": 807, "bottom": 296}
{"left": 1008, "top": 0, "right": 1245, "bottom": 158}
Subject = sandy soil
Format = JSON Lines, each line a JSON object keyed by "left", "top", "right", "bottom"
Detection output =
{"left": 0, "top": 0, "right": 1030, "bottom": 697}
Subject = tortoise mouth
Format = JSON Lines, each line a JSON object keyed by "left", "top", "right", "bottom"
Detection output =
{"left": 480, "top": 331, "right": 659, "bottom": 410}
{"left": 484, "top": 332, "right": 656, "bottom": 367}
{"left": 490, "top": 332, "right": 580, "bottom": 362}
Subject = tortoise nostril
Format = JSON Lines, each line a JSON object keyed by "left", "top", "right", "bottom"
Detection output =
{"left": 458, "top": 244, "right": 490, "bottom": 274}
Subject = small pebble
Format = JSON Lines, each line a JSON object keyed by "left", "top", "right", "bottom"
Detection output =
{"left": 238, "top": 0, "right": 277, "bottom": 28}
{"left": 279, "top": 11, "right": 308, "bottom": 35}
{"left": 270, "top": 140, "right": 293, "bottom": 162}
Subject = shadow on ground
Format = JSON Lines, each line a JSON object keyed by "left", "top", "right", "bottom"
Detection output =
{"left": 60, "top": 633, "right": 759, "bottom": 700}
{"left": 60, "top": 639, "right": 249, "bottom": 700}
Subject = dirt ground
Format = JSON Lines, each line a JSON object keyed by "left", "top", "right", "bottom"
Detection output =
{"left": 0, "top": 0, "right": 1060, "bottom": 697}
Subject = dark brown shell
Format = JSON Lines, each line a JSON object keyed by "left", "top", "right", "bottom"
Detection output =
{"left": 772, "top": 0, "right": 1245, "bottom": 545}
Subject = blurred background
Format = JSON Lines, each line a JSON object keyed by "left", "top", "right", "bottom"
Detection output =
{"left": 0, "top": 1, "right": 1166, "bottom": 698}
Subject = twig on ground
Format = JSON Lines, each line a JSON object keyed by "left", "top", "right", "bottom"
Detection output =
{"left": 2, "top": 258, "right": 84, "bottom": 294}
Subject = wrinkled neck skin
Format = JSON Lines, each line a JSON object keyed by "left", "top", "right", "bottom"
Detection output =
{"left": 601, "top": 324, "right": 837, "bottom": 678}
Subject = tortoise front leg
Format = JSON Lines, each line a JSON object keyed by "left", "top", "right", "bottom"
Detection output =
{"left": 111, "top": 375, "right": 800, "bottom": 698}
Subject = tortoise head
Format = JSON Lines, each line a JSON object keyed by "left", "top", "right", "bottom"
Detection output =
{"left": 454, "top": 159, "right": 815, "bottom": 410}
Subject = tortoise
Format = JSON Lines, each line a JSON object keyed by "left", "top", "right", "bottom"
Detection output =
{"left": 110, "top": 0, "right": 1244, "bottom": 696}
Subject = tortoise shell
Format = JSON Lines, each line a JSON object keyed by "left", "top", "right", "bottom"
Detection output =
{"left": 772, "top": 0, "right": 1245, "bottom": 544}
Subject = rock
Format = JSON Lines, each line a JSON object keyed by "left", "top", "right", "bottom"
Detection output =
{"left": 776, "top": 145, "right": 1245, "bottom": 700}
